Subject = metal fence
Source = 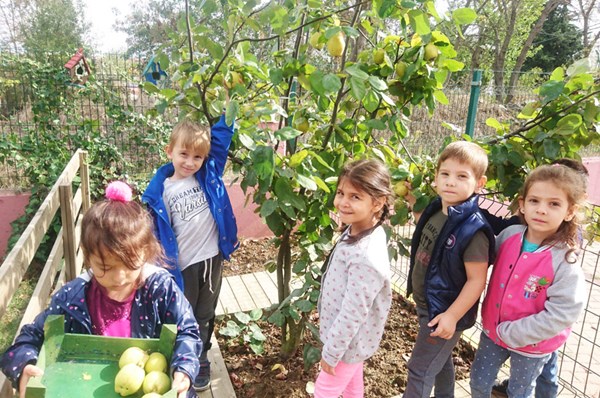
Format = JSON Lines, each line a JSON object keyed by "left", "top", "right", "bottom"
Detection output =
{"left": 392, "top": 200, "right": 600, "bottom": 398}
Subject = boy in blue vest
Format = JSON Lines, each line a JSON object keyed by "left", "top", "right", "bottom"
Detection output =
{"left": 404, "top": 141, "right": 495, "bottom": 398}
{"left": 142, "top": 114, "right": 238, "bottom": 391}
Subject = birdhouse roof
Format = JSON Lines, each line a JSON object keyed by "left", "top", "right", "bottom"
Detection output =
{"left": 64, "top": 48, "right": 91, "bottom": 74}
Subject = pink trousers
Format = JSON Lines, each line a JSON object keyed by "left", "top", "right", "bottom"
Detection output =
{"left": 314, "top": 360, "right": 364, "bottom": 398}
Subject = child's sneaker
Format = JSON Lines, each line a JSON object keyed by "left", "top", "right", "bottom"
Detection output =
{"left": 491, "top": 379, "right": 509, "bottom": 397}
{"left": 194, "top": 360, "right": 211, "bottom": 392}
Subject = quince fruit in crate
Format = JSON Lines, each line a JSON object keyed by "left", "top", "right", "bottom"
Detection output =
{"left": 143, "top": 370, "right": 171, "bottom": 394}
{"left": 141, "top": 393, "right": 163, "bottom": 398}
{"left": 114, "top": 363, "right": 145, "bottom": 396}
{"left": 145, "top": 352, "right": 168, "bottom": 373}
{"left": 119, "top": 346, "right": 149, "bottom": 368}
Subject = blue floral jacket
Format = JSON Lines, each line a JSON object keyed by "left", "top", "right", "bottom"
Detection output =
{"left": 0, "top": 266, "right": 201, "bottom": 394}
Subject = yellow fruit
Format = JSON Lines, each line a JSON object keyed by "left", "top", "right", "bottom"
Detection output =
{"left": 145, "top": 352, "right": 168, "bottom": 373}
{"left": 293, "top": 116, "right": 309, "bottom": 133}
{"left": 225, "top": 71, "right": 244, "bottom": 89}
{"left": 119, "top": 347, "right": 149, "bottom": 369}
{"left": 395, "top": 61, "right": 407, "bottom": 79}
{"left": 327, "top": 31, "right": 345, "bottom": 57}
{"left": 393, "top": 182, "right": 409, "bottom": 197}
{"left": 309, "top": 32, "right": 324, "bottom": 49}
{"left": 424, "top": 43, "right": 439, "bottom": 61}
{"left": 373, "top": 49, "right": 385, "bottom": 64}
{"left": 142, "top": 371, "right": 171, "bottom": 395}
{"left": 141, "top": 393, "right": 162, "bottom": 398}
{"left": 114, "top": 363, "right": 145, "bottom": 396}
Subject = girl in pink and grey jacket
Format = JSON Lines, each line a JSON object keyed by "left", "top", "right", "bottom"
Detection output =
{"left": 470, "top": 164, "right": 587, "bottom": 398}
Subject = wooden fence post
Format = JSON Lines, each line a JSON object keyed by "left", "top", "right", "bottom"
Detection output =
{"left": 79, "top": 150, "right": 90, "bottom": 212}
{"left": 59, "top": 184, "right": 77, "bottom": 282}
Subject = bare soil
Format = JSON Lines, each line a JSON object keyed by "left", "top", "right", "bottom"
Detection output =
{"left": 218, "top": 238, "right": 476, "bottom": 397}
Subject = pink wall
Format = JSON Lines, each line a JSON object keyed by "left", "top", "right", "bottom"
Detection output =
{"left": 583, "top": 157, "right": 600, "bottom": 206}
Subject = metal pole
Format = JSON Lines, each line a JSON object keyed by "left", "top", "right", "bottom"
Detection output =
{"left": 465, "top": 69, "right": 482, "bottom": 138}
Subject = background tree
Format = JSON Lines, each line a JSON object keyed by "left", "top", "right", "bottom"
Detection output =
{"left": 574, "top": 0, "right": 600, "bottom": 58}
{"left": 522, "top": 4, "right": 584, "bottom": 72}
{"left": 20, "top": 0, "right": 88, "bottom": 57}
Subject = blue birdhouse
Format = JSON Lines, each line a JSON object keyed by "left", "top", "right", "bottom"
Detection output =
{"left": 143, "top": 56, "right": 167, "bottom": 86}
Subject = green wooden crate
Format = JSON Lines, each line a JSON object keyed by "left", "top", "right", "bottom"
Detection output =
{"left": 25, "top": 315, "right": 178, "bottom": 398}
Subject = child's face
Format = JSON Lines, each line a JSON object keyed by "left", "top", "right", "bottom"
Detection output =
{"left": 166, "top": 139, "right": 205, "bottom": 181}
{"left": 519, "top": 180, "right": 575, "bottom": 244}
{"left": 89, "top": 251, "right": 142, "bottom": 301}
{"left": 333, "top": 178, "right": 384, "bottom": 235}
{"left": 435, "top": 158, "right": 486, "bottom": 210}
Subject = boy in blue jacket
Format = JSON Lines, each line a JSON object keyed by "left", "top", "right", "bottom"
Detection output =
{"left": 142, "top": 114, "right": 238, "bottom": 391}
{"left": 404, "top": 141, "right": 495, "bottom": 398}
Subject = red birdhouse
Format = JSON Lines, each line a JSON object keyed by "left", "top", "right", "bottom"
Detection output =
{"left": 64, "top": 48, "right": 91, "bottom": 84}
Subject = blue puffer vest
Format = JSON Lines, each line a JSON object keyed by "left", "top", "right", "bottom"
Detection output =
{"left": 407, "top": 194, "right": 495, "bottom": 331}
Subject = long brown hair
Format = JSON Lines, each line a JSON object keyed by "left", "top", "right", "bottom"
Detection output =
{"left": 519, "top": 164, "right": 587, "bottom": 260}
{"left": 336, "top": 159, "right": 393, "bottom": 243}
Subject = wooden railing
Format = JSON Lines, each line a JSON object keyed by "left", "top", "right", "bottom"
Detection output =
{"left": 0, "top": 150, "right": 90, "bottom": 397}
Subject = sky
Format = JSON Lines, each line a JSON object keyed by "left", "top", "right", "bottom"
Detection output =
{"left": 83, "top": 0, "right": 138, "bottom": 53}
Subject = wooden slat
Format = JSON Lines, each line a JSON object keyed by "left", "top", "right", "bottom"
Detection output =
{"left": 0, "top": 149, "right": 83, "bottom": 319}
{"left": 241, "top": 273, "right": 272, "bottom": 310}
{"left": 252, "top": 271, "right": 279, "bottom": 304}
{"left": 16, "top": 228, "right": 64, "bottom": 334}
{"left": 59, "top": 184, "right": 76, "bottom": 282}
{"left": 217, "top": 276, "right": 241, "bottom": 315}
{"left": 78, "top": 151, "right": 90, "bottom": 212}
{"left": 226, "top": 275, "right": 255, "bottom": 313}
{"left": 206, "top": 335, "right": 236, "bottom": 398}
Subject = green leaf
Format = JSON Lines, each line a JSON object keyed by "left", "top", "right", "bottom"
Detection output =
{"left": 549, "top": 67, "right": 564, "bottom": 81}
{"left": 553, "top": 114, "right": 582, "bottom": 136}
{"left": 345, "top": 65, "right": 369, "bottom": 80}
{"left": 486, "top": 118, "right": 503, "bottom": 131}
{"left": 452, "top": 8, "right": 477, "bottom": 24}
{"left": 303, "top": 344, "right": 321, "bottom": 371}
{"left": 322, "top": 74, "right": 342, "bottom": 93}
{"left": 408, "top": 10, "right": 430, "bottom": 35}
{"left": 251, "top": 146, "right": 275, "bottom": 180}
{"left": 309, "top": 70, "right": 326, "bottom": 96}
{"left": 248, "top": 308, "right": 262, "bottom": 321}
{"left": 443, "top": 59, "right": 464, "bottom": 72}
{"left": 267, "top": 310, "right": 285, "bottom": 327}
{"left": 275, "top": 126, "right": 304, "bottom": 140}
{"left": 234, "top": 312, "right": 251, "bottom": 325}
{"left": 566, "top": 58, "right": 590, "bottom": 76}
{"left": 225, "top": 100, "right": 238, "bottom": 127}
{"left": 350, "top": 77, "right": 367, "bottom": 100}
{"left": 289, "top": 150, "right": 308, "bottom": 168}
{"left": 376, "top": 0, "right": 397, "bottom": 18}
{"left": 539, "top": 80, "right": 565, "bottom": 103}
{"left": 313, "top": 176, "right": 330, "bottom": 193}
{"left": 368, "top": 75, "right": 387, "bottom": 91}
{"left": 362, "top": 90, "right": 379, "bottom": 113}
{"left": 265, "top": 212, "right": 286, "bottom": 236}
{"left": 296, "top": 173, "right": 318, "bottom": 191}
{"left": 433, "top": 90, "right": 449, "bottom": 105}
{"left": 294, "top": 299, "right": 314, "bottom": 312}
{"left": 260, "top": 199, "right": 277, "bottom": 217}
{"left": 543, "top": 139, "right": 561, "bottom": 158}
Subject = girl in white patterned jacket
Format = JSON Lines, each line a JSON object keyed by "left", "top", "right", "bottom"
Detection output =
{"left": 315, "top": 159, "right": 394, "bottom": 398}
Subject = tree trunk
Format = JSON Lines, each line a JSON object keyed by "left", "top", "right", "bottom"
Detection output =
{"left": 505, "top": 0, "right": 566, "bottom": 103}
{"left": 492, "top": 0, "right": 519, "bottom": 103}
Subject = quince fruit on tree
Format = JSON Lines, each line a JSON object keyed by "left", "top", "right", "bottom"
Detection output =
{"left": 327, "top": 31, "right": 345, "bottom": 57}
{"left": 395, "top": 61, "right": 407, "bottom": 79}
{"left": 393, "top": 182, "right": 409, "bottom": 197}
{"left": 424, "top": 43, "right": 439, "bottom": 61}
{"left": 373, "top": 49, "right": 385, "bottom": 64}
{"left": 293, "top": 116, "right": 309, "bottom": 132}
{"left": 309, "top": 31, "right": 324, "bottom": 49}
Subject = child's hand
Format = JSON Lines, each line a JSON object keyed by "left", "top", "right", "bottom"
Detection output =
{"left": 428, "top": 312, "right": 458, "bottom": 340}
{"left": 172, "top": 371, "right": 191, "bottom": 397}
{"left": 320, "top": 359, "right": 336, "bottom": 375}
{"left": 19, "top": 364, "right": 43, "bottom": 398}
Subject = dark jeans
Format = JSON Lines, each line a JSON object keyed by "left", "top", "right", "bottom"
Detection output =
{"left": 182, "top": 252, "right": 223, "bottom": 361}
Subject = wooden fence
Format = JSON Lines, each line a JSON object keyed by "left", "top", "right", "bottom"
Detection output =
{"left": 0, "top": 149, "right": 90, "bottom": 397}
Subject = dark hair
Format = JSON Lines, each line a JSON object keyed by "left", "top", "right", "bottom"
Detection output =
{"left": 80, "top": 183, "right": 165, "bottom": 276}
{"left": 337, "top": 159, "right": 393, "bottom": 243}
{"left": 520, "top": 164, "right": 587, "bottom": 260}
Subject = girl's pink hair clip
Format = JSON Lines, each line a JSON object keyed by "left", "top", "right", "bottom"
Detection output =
{"left": 105, "top": 181, "right": 133, "bottom": 202}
